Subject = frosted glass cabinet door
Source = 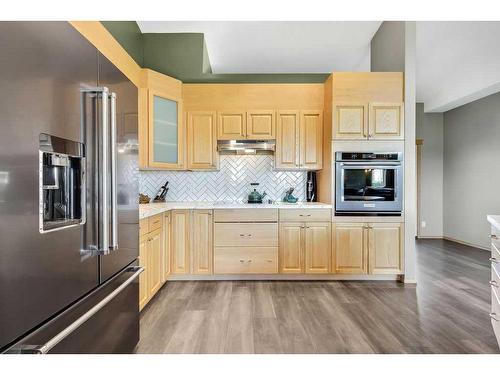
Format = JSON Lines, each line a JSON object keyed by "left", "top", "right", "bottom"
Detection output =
{"left": 149, "top": 91, "right": 183, "bottom": 169}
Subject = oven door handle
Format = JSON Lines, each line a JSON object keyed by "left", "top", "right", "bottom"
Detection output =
{"left": 338, "top": 162, "right": 402, "bottom": 167}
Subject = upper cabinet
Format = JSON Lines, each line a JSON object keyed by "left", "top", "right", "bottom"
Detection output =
{"left": 218, "top": 111, "right": 246, "bottom": 140}
{"left": 246, "top": 110, "right": 275, "bottom": 139}
{"left": 333, "top": 101, "right": 403, "bottom": 140}
{"left": 187, "top": 111, "right": 218, "bottom": 170}
{"left": 333, "top": 102, "right": 368, "bottom": 139}
{"left": 275, "top": 111, "right": 300, "bottom": 169}
{"left": 276, "top": 110, "right": 323, "bottom": 170}
{"left": 148, "top": 89, "right": 184, "bottom": 169}
{"left": 139, "top": 69, "right": 184, "bottom": 170}
{"left": 218, "top": 110, "right": 275, "bottom": 140}
{"left": 300, "top": 110, "right": 323, "bottom": 170}
{"left": 369, "top": 102, "right": 404, "bottom": 139}
{"left": 330, "top": 72, "right": 404, "bottom": 141}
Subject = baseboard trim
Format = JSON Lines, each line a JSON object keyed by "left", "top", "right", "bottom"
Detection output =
{"left": 442, "top": 236, "right": 490, "bottom": 251}
{"left": 417, "top": 235, "right": 490, "bottom": 251}
{"left": 166, "top": 274, "right": 401, "bottom": 282}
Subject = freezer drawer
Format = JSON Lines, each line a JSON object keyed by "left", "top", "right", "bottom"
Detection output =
{"left": 4, "top": 262, "right": 142, "bottom": 354}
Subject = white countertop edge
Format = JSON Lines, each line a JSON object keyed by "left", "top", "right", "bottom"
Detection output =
{"left": 139, "top": 201, "right": 333, "bottom": 219}
{"left": 487, "top": 215, "right": 500, "bottom": 231}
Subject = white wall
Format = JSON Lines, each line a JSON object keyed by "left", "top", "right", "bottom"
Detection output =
{"left": 443, "top": 92, "right": 500, "bottom": 249}
{"left": 416, "top": 103, "right": 444, "bottom": 237}
{"left": 370, "top": 21, "right": 417, "bottom": 282}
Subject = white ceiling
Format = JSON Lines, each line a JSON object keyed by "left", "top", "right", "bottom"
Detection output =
{"left": 137, "top": 21, "right": 381, "bottom": 73}
{"left": 417, "top": 21, "right": 500, "bottom": 112}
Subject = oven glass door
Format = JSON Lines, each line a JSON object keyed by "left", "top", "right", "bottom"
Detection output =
{"left": 336, "top": 163, "right": 402, "bottom": 212}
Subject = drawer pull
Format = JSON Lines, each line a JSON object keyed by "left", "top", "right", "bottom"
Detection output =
{"left": 490, "top": 280, "right": 498, "bottom": 287}
{"left": 491, "top": 234, "right": 498, "bottom": 239}
{"left": 240, "top": 259, "right": 245, "bottom": 263}
{"left": 239, "top": 234, "right": 245, "bottom": 237}
{"left": 490, "top": 312, "right": 499, "bottom": 321}
{"left": 247, "top": 260, "right": 252, "bottom": 263}
{"left": 247, "top": 234, "right": 252, "bottom": 237}
{"left": 490, "top": 257, "right": 499, "bottom": 263}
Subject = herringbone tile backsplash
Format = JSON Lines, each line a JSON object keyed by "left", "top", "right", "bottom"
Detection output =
{"left": 140, "top": 155, "right": 306, "bottom": 202}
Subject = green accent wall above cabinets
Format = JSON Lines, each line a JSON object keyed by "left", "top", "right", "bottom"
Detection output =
{"left": 101, "top": 21, "right": 144, "bottom": 66}
{"left": 101, "top": 21, "right": 329, "bottom": 84}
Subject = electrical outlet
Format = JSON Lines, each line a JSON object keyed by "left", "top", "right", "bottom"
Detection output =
{"left": 421, "top": 221, "right": 426, "bottom": 228}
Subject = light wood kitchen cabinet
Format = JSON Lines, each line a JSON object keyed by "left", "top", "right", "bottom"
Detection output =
{"left": 214, "top": 247, "right": 278, "bottom": 274}
{"left": 148, "top": 89, "right": 185, "bottom": 169}
{"left": 276, "top": 110, "right": 323, "bottom": 170}
{"left": 305, "top": 222, "right": 331, "bottom": 274}
{"left": 162, "top": 211, "right": 171, "bottom": 282}
{"left": 332, "top": 101, "right": 403, "bottom": 140}
{"left": 332, "top": 222, "right": 403, "bottom": 275}
{"left": 187, "top": 111, "right": 218, "bottom": 170}
{"left": 279, "top": 222, "right": 304, "bottom": 273}
{"left": 275, "top": 110, "right": 300, "bottom": 169}
{"left": 332, "top": 223, "right": 367, "bottom": 274}
{"left": 139, "top": 215, "right": 164, "bottom": 311}
{"left": 368, "top": 102, "right": 404, "bottom": 139}
{"left": 368, "top": 223, "right": 403, "bottom": 274}
{"left": 246, "top": 110, "right": 275, "bottom": 139}
{"left": 148, "top": 228, "right": 163, "bottom": 296}
{"left": 217, "top": 110, "right": 246, "bottom": 140}
{"left": 333, "top": 102, "right": 368, "bottom": 140}
{"left": 170, "top": 210, "right": 190, "bottom": 274}
{"left": 192, "top": 210, "right": 213, "bottom": 275}
{"left": 279, "top": 219, "right": 331, "bottom": 274}
{"left": 300, "top": 110, "right": 323, "bottom": 170}
{"left": 138, "top": 236, "right": 149, "bottom": 310}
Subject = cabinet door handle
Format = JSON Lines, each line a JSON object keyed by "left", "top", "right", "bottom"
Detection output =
{"left": 490, "top": 280, "right": 498, "bottom": 287}
{"left": 491, "top": 234, "right": 498, "bottom": 239}
{"left": 247, "top": 260, "right": 252, "bottom": 263}
{"left": 490, "top": 257, "right": 499, "bottom": 263}
{"left": 247, "top": 234, "right": 252, "bottom": 237}
{"left": 240, "top": 260, "right": 245, "bottom": 263}
{"left": 490, "top": 312, "right": 499, "bottom": 321}
{"left": 239, "top": 234, "right": 245, "bottom": 237}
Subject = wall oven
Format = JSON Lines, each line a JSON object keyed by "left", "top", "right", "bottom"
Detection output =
{"left": 335, "top": 152, "right": 403, "bottom": 215}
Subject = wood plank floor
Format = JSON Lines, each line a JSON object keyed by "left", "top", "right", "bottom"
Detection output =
{"left": 136, "top": 239, "right": 499, "bottom": 353}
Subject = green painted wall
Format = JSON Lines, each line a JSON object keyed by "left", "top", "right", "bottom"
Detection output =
{"left": 102, "top": 21, "right": 328, "bottom": 84}
{"left": 101, "top": 21, "right": 143, "bottom": 66}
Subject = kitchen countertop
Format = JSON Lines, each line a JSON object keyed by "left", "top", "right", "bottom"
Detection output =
{"left": 487, "top": 215, "right": 500, "bottom": 231}
{"left": 140, "top": 201, "right": 333, "bottom": 219}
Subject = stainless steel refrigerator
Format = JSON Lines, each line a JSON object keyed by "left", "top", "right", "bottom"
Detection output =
{"left": 0, "top": 22, "right": 141, "bottom": 354}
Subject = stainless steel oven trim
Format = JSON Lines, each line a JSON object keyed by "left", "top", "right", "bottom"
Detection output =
{"left": 335, "top": 159, "right": 403, "bottom": 214}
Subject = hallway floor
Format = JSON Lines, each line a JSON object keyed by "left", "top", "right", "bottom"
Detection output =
{"left": 136, "top": 239, "right": 499, "bottom": 353}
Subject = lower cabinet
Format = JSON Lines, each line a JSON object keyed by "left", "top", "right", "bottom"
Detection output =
{"left": 279, "top": 221, "right": 331, "bottom": 274}
{"left": 332, "top": 222, "right": 403, "bottom": 275}
{"left": 332, "top": 223, "right": 367, "bottom": 274}
{"left": 192, "top": 210, "right": 213, "bottom": 275}
{"left": 162, "top": 211, "right": 171, "bottom": 282}
{"left": 170, "top": 210, "right": 191, "bottom": 274}
{"left": 368, "top": 223, "right": 403, "bottom": 274}
{"left": 139, "top": 223, "right": 163, "bottom": 311}
{"left": 214, "top": 247, "right": 278, "bottom": 274}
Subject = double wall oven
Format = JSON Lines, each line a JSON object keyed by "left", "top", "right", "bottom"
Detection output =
{"left": 335, "top": 152, "right": 403, "bottom": 215}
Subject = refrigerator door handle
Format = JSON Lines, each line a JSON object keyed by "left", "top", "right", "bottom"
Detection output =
{"left": 5, "top": 266, "right": 144, "bottom": 354}
{"left": 99, "top": 88, "right": 110, "bottom": 255}
{"left": 109, "top": 92, "right": 118, "bottom": 251}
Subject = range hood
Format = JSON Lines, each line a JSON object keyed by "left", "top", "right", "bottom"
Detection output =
{"left": 217, "top": 140, "right": 275, "bottom": 154}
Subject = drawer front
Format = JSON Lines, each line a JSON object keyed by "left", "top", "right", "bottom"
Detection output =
{"left": 492, "top": 266, "right": 500, "bottom": 299}
{"left": 279, "top": 209, "right": 331, "bottom": 222}
{"left": 139, "top": 218, "right": 149, "bottom": 237}
{"left": 491, "top": 226, "right": 500, "bottom": 254}
{"left": 214, "top": 247, "right": 278, "bottom": 274}
{"left": 214, "top": 209, "right": 278, "bottom": 222}
{"left": 492, "top": 286, "right": 500, "bottom": 347}
{"left": 214, "top": 223, "right": 278, "bottom": 247}
{"left": 149, "top": 214, "right": 163, "bottom": 232}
